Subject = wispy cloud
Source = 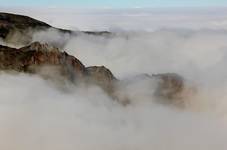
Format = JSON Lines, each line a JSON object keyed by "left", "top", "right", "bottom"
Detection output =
{"left": 1, "top": 7, "right": 227, "bottom": 150}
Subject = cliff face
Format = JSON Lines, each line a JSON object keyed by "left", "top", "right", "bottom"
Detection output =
{"left": 0, "top": 42, "right": 186, "bottom": 106}
{"left": 0, "top": 42, "right": 85, "bottom": 78}
{"left": 0, "top": 42, "right": 116, "bottom": 88}
{"left": 0, "top": 12, "right": 188, "bottom": 107}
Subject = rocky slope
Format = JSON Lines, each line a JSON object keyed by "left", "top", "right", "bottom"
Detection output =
{"left": 0, "top": 42, "right": 186, "bottom": 106}
{"left": 0, "top": 12, "right": 111, "bottom": 46}
{"left": 0, "top": 12, "right": 51, "bottom": 39}
{"left": 0, "top": 12, "right": 188, "bottom": 107}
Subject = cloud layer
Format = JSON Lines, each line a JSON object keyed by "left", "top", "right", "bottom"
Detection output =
{"left": 1, "top": 7, "right": 227, "bottom": 149}
{"left": 2, "top": 7, "right": 227, "bottom": 31}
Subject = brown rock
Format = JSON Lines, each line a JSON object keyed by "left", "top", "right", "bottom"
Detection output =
{"left": 0, "top": 41, "right": 187, "bottom": 107}
{"left": 152, "top": 73, "right": 184, "bottom": 99}
{"left": 86, "top": 66, "right": 116, "bottom": 86}
{"left": 0, "top": 42, "right": 86, "bottom": 81}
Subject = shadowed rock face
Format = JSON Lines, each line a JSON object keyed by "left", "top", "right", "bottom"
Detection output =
{"left": 0, "top": 13, "right": 52, "bottom": 45}
{"left": 0, "top": 12, "right": 50, "bottom": 38}
{"left": 152, "top": 73, "right": 184, "bottom": 99}
{"left": 152, "top": 73, "right": 185, "bottom": 107}
{"left": 0, "top": 12, "right": 50, "bottom": 29}
{"left": 0, "top": 12, "right": 111, "bottom": 46}
{"left": 86, "top": 66, "right": 117, "bottom": 86}
{"left": 85, "top": 66, "right": 118, "bottom": 101}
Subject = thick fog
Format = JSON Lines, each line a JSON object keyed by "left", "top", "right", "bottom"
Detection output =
{"left": 1, "top": 7, "right": 227, "bottom": 150}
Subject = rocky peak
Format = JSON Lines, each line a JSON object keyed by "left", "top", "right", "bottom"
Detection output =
{"left": 21, "top": 42, "right": 60, "bottom": 52}
{"left": 0, "top": 11, "right": 194, "bottom": 108}
{"left": 0, "top": 42, "right": 86, "bottom": 78}
{"left": 0, "top": 41, "right": 188, "bottom": 106}
{"left": 86, "top": 66, "right": 117, "bottom": 83}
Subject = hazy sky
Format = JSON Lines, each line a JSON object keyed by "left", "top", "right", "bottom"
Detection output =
{"left": 1, "top": 0, "right": 227, "bottom": 8}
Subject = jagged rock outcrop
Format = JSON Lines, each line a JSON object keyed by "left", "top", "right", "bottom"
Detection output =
{"left": 0, "top": 42, "right": 186, "bottom": 106}
{"left": 0, "top": 12, "right": 188, "bottom": 106}
{"left": 0, "top": 42, "right": 86, "bottom": 81}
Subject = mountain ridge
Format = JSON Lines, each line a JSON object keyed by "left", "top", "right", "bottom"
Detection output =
{"left": 0, "top": 12, "right": 111, "bottom": 46}
{"left": 0, "top": 12, "right": 189, "bottom": 107}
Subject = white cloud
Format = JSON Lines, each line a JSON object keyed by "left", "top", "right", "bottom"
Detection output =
{"left": 1, "top": 7, "right": 227, "bottom": 149}
{"left": 0, "top": 72, "right": 227, "bottom": 150}
{"left": 1, "top": 7, "right": 227, "bottom": 31}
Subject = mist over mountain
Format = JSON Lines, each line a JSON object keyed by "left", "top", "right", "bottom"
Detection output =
{"left": 0, "top": 8, "right": 227, "bottom": 150}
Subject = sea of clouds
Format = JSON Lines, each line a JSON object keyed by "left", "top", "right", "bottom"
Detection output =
{"left": 0, "top": 7, "right": 227, "bottom": 150}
